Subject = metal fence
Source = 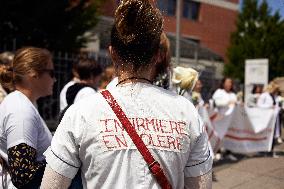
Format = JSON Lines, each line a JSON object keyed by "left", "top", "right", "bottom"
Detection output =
{"left": 40, "top": 51, "right": 111, "bottom": 130}
{"left": 1, "top": 45, "right": 221, "bottom": 129}
{"left": 0, "top": 46, "right": 111, "bottom": 130}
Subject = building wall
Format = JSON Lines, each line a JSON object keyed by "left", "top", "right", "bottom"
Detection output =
{"left": 100, "top": 0, "right": 116, "bottom": 17}
{"left": 100, "top": 0, "right": 239, "bottom": 62}
{"left": 164, "top": 1, "right": 239, "bottom": 61}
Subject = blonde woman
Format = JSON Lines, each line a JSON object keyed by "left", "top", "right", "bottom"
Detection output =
{"left": 257, "top": 81, "right": 279, "bottom": 108}
{"left": 0, "top": 47, "right": 55, "bottom": 188}
{"left": 257, "top": 81, "right": 281, "bottom": 156}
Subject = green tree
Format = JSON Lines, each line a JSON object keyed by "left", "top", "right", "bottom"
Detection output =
{"left": 0, "top": 0, "right": 104, "bottom": 52}
{"left": 225, "top": 0, "right": 284, "bottom": 81}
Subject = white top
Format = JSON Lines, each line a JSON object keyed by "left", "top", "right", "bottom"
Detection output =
{"left": 257, "top": 92, "right": 275, "bottom": 108}
{"left": 247, "top": 93, "right": 261, "bottom": 107}
{"left": 106, "top": 77, "right": 118, "bottom": 90}
{"left": 60, "top": 80, "right": 76, "bottom": 112}
{"left": 0, "top": 91, "right": 52, "bottom": 188}
{"left": 45, "top": 82, "right": 212, "bottom": 189}
{"left": 0, "top": 91, "right": 52, "bottom": 162}
{"left": 212, "top": 89, "right": 237, "bottom": 107}
{"left": 212, "top": 89, "right": 237, "bottom": 114}
{"left": 73, "top": 87, "right": 97, "bottom": 104}
{"left": 0, "top": 84, "right": 7, "bottom": 103}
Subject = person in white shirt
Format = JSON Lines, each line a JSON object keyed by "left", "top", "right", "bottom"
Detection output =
{"left": 191, "top": 80, "right": 205, "bottom": 108}
{"left": 247, "top": 84, "right": 263, "bottom": 107}
{"left": 41, "top": 1, "right": 212, "bottom": 188}
{"left": 0, "top": 47, "right": 54, "bottom": 188}
{"left": 67, "top": 58, "right": 102, "bottom": 104}
{"left": 257, "top": 81, "right": 282, "bottom": 154}
{"left": 59, "top": 62, "right": 80, "bottom": 112}
{"left": 212, "top": 77, "right": 237, "bottom": 115}
{"left": 257, "top": 81, "right": 279, "bottom": 108}
{"left": 58, "top": 59, "right": 103, "bottom": 122}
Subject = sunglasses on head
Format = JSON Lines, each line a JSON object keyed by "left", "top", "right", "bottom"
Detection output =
{"left": 42, "top": 69, "right": 55, "bottom": 78}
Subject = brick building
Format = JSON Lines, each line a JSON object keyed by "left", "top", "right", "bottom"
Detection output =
{"left": 86, "top": 0, "right": 240, "bottom": 99}
{"left": 100, "top": 0, "right": 239, "bottom": 61}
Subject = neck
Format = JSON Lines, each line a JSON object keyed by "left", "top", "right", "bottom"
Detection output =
{"left": 15, "top": 86, "right": 38, "bottom": 104}
{"left": 224, "top": 89, "right": 231, "bottom": 93}
{"left": 117, "top": 67, "right": 155, "bottom": 86}
{"left": 117, "top": 76, "right": 152, "bottom": 86}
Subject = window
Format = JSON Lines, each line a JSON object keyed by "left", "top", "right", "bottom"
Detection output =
{"left": 167, "top": 0, "right": 176, "bottom": 16}
{"left": 183, "top": 0, "right": 200, "bottom": 21}
{"left": 157, "top": 0, "right": 176, "bottom": 16}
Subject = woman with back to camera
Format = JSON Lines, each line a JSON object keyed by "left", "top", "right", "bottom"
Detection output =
{"left": 0, "top": 47, "right": 55, "bottom": 188}
{"left": 41, "top": 1, "right": 212, "bottom": 188}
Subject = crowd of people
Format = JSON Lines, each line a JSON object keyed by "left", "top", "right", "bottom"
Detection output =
{"left": 0, "top": 1, "right": 212, "bottom": 189}
{"left": 0, "top": 0, "right": 283, "bottom": 189}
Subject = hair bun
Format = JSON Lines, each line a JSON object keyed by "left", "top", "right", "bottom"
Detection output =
{"left": 115, "top": 0, "right": 163, "bottom": 45}
{"left": 0, "top": 64, "right": 14, "bottom": 90}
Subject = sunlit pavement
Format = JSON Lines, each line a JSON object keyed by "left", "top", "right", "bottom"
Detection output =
{"left": 212, "top": 141, "right": 284, "bottom": 189}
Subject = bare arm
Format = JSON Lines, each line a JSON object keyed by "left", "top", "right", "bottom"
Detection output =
{"left": 40, "top": 165, "right": 72, "bottom": 189}
{"left": 185, "top": 170, "right": 212, "bottom": 189}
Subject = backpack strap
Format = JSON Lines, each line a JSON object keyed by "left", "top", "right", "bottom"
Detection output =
{"left": 66, "top": 83, "right": 90, "bottom": 105}
{"left": 59, "top": 83, "right": 92, "bottom": 123}
{"left": 101, "top": 90, "right": 172, "bottom": 189}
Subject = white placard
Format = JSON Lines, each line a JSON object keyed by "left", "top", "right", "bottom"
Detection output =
{"left": 245, "top": 59, "right": 269, "bottom": 105}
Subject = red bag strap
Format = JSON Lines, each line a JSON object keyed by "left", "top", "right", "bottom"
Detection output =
{"left": 101, "top": 90, "right": 172, "bottom": 189}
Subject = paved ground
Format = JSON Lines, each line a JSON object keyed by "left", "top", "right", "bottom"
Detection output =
{"left": 212, "top": 142, "right": 284, "bottom": 189}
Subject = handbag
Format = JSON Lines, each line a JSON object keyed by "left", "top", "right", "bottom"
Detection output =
{"left": 101, "top": 90, "right": 172, "bottom": 189}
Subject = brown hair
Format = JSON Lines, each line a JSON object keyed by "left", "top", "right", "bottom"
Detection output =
{"left": 0, "top": 47, "right": 52, "bottom": 90}
{"left": 111, "top": 0, "right": 163, "bottom": 70}
{"left": 75, "top": 58, "right": 102, "bottom": 80}
{"left": 156, "top": 32, "right": 170, "bottom": 75}
{"left": 219, "top": 77, "right": 235, "bottom": 92}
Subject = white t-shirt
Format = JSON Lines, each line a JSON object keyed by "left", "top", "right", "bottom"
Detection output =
{"left": 73, "top": 87, "right": 97, "bottom": 104}
{"left": 0, "top": 91, "right": 52, "bottom": 188}
{"left": 212, "top": 89, "right": 237, "bottom": 107}
{"left": 45, "top": 82, "right": 212, "bottom": 189}
{"left": 212, "top": 89, "right": 237, "bottom": 114}
{"left": 106, "top": 77, "right": 118, "bottom": 90}
{"left": 0, "top": 84, "right": 7, "bottom": 103}
{"left": 257, "top": 92, "right": 275, "bottom": 108}
{"left": 60, "top": 80, "right": 76, "bottom": 112}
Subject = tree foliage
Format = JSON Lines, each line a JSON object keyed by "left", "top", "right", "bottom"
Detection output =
{"left": 0, "top": 0, "right": 104, "bottom": 52}
{"left": 225, "top": 0, "right": 284, "bottom": 81}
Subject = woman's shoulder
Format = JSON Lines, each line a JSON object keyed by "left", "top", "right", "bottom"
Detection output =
{"left": 259, "top": 92, "right": 269, "bottom": 98}
{"left": 1, "top": 91, "right": 36, "bottom": 114}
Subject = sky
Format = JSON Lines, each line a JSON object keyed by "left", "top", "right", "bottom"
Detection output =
{"left": 240, "top": 0, "right": 284, "bottom": 18}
